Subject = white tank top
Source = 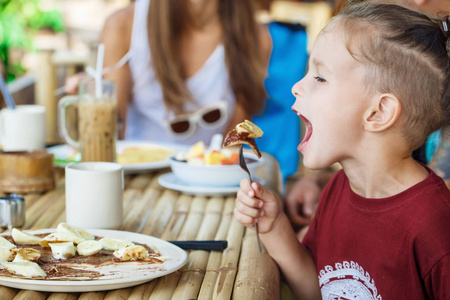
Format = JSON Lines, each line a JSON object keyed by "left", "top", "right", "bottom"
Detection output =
{"left": 126, "top": 0, "right": 236, "bottom": 145}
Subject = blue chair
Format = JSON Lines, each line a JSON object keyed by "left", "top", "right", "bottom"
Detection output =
{"left": 253, "top": 21, "right": 309, "bottom": 184}
{"left": 426, "top": 130, "right": 441, "bottom": 164}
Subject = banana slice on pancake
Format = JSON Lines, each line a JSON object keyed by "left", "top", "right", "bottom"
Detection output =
{"left": 11, "top": 228, "right": 42, "bottom": 245}
{"left": 40, "top": 232, "right": 85, "bottom": 247}
{"left": 13, "top": 248, "right": 41, "bottom": 263}
{"left": 49, "top": 241, "right": 77, "bottom": 259}
{"left": 113, "top": 245, "right": 149, "bottom": 261}
{"left": 223, "top": 120, "right": 263, "bottom": 158}
{"left": 0, "top": 247, "right": 18, "bottom": 261}
{"left": 0, "top": 236, "right": 16, "bottom": 249}
{"left": 77, "top": 240, "right": 102, "bottom": 256}
{"left": 0, "top": 261, "right": 46, "bottom": 278}
{"left": 236, "top": 120, "right": 263, "bottom": 138}
{"left": 57, "top": 223, "right": 95, "bottom": 240}
{"left": 100, "top": 237, "right": 135, "bottom": 251}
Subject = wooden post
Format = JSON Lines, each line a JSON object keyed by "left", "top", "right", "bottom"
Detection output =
{"left": 233, "top": 228, "right": 280, "bottom": 300}
{"left": 13, "top": 290, "right": 48, "bottom": 300}
{"left": 47, "top": 293, "right": 79, "bottom": 300}
{"left": 35, "top": 49, "right": 59, "bottom": 145}
{"left": 0, "top": 286, "right": 17, "bottom": 300}
{"left": 78, "top": 292, "right": 106, "bottom": 300}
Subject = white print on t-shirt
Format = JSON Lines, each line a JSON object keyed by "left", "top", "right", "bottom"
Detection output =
{"left": 318, "top": 261, "right": 382, "bottom": 300}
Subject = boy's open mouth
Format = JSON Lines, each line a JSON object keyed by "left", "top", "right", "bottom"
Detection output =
{"left": 298, "top": 113, "right": 312, "bottom": 150}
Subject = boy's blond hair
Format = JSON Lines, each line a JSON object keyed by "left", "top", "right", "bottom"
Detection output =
{"left": 333, "top": 2, "right": 450, "bottom": 149}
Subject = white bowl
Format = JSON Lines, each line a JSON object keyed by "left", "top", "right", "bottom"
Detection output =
{"left": 169, "top": 153, "right": 264, "bottom": 187}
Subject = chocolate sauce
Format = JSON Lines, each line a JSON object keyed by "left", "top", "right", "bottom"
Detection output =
{"left": 0, "top": 233, "right": 163, "bottom": 280}
{"left": 223, "top": 129, "right": 261, "bottom": 158}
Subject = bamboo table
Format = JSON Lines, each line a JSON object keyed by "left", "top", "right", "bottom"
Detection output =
{"left": 0, "top": 153, "right": 282, "bottom": 300}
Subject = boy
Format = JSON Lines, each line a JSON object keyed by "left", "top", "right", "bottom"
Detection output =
{"left": 234, "top": 2, "right": 450, "bottom": 299}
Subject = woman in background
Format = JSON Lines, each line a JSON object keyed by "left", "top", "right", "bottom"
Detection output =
{"left": 98, "top": 0, "right": 271, "bottom": 143}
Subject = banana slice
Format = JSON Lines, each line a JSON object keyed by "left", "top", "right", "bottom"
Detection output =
{"left": 40, "top": 232, "right": 85, "bottom": 247}
{"left": 11, "top": 228, "right": 42, "bottom": 245}
{"left": 100, "top": 237, "right": 134, "bottom": 251}
{"left": 56, "top": 223, "right": 95, "bottom": 240}
{"left": 49, "top": 241, "right": 76, "bottom": 260}
{"left": 13, "top": 248, "right": 41, "bottom": 263}
{"left": 187, "top": 141, "right": 205, "bottom": 159}
{"left": 223, "top": 120, "right": 263, "bottom": 158}
{"left": 236, "top": 120, "right": 263, "bottom": 138}
{"left": 0, "top": 261, "right": 46, "bottom": 278}
{"left": 77, "top": 240, "right": 102, "bottom": 256}
{"left": 0, "top": 236, "right": 16, "bottom": 249}
{"left": 0, "top": 247, "right": 18, "bottom": 261}
{"left": 113, "top": 245, "right": 149, "bottom": 261}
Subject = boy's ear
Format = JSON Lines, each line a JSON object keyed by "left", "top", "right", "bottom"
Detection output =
{"left": 364, "top": 94, "right": 401, "bottom": 132}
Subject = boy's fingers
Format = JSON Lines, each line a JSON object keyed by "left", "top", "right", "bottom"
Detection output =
{"left": 237, "top": 189, "right": 262, "bottom": 208}
{"left": 234, "top": 208, "right": 256, "bottom": 226}
{"left": 240, "top": 178, "right": 251, "bottom": 190}
{"left": 240, "top": 178, "right": 255, "bottom": 197}
{"left": 251, "top": 181, "right": 273, "bottom": 201}
{"left": 235, "top": 199, "right": 261, "bottom": 218}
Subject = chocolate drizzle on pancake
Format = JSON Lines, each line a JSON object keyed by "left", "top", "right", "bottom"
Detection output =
{"left": 223, "top": 129, "right": 261, "bottom": 158}
{"left": 0, "top": 234, "right": 164, "bottom": 280}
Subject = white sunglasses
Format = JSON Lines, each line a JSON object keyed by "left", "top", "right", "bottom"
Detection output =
{"left": 165, "top": 101, "right": 228, "bottom": 138}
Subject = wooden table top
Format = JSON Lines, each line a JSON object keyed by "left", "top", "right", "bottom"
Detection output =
{"left": 0, "top": 153, "right": 282, "bottom": 300}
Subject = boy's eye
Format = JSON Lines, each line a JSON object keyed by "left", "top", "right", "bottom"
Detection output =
{"left": 314, "top": 76, "right": 326, "bottom": 83}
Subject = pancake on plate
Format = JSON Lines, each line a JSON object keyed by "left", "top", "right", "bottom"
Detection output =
{"left": 117, "top": 146, "right": 174, "bottom": 164}
{"left": 0, "top": 223, "right": 165, "bottom": 280}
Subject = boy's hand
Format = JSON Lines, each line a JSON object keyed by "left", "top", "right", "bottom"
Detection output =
{"left": 234, "top": 179, "right": 281, "bottom": 234}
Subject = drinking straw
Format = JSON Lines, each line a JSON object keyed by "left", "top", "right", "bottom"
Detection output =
{"left": 95, "top": 44, "right": 105, "bottom": 98}
{"left": 208, "top": 133, "right": 223, "bottom": 153}
{"left": 0, "top": 75, "right": 16, "bottom": 109}
{"left": 85, "top": 66, "right": 96, "bottom": 78}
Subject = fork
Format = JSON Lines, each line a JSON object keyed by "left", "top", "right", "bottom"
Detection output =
{"left": 238, "top": 145, "right": 262, "bottom": 253}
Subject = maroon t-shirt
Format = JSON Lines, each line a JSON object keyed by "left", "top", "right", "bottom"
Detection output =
{"left": 303, "top": 169, "right": 450, "bottom": 299}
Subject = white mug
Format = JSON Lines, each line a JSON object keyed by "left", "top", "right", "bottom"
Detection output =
{"left": 0, "top": 105, "right": 46, "bottom": 151}
{"left": 65, "top": 162, "right": 123, "bottom": 229}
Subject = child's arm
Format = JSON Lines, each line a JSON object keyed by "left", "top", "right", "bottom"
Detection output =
{"left": 234, "top": 179, "right": 321, "bottom": 299}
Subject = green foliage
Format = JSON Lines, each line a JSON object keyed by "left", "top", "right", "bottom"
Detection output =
{"left": 0, "top": 0, "right": 65, "bottom": 82}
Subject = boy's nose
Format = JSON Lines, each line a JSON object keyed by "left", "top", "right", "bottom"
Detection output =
{"left": 291, "top": 79, "right": 303, "bottom": 98}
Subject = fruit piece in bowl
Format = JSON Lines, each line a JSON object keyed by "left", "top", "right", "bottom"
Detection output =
{"left": 175, "top": 141, "right": 239, "bottom": 166}
{"left": 170, "top": 141, "right": 263, "bottom": 187}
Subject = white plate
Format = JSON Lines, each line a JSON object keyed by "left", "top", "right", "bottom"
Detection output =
{"left": 47, "top": 141, "right": 189, "bottom": 174}
{"left": 158, "top": 173, "right": 263, "bottom": 197}
{"left": 0, "top": 229, "right": 188, "bottom": 292}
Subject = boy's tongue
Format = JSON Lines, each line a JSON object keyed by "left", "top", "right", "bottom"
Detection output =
{"left": 299, "top": 115, "right": 312, "bottom": 150}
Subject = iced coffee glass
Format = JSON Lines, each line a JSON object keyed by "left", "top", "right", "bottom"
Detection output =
{"left": 58, "top": 80, "right": 117, "bottom": 162}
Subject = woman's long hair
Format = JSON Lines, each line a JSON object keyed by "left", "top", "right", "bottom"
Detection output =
{"left": 148, "top": 0, "right": 267, "bottom": 116}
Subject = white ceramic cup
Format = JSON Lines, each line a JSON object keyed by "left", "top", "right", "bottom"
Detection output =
{"left": 65, "top": 162, "right": 124, "bottom": 229}
{"left": 0, "top": 105, "right": 46, "bottom": 151}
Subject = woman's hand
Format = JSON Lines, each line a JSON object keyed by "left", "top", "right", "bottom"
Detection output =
{"left": 285, "top": 174, "right": 321, "bottom": 228}
{"left": 64, "top": 73, "right": 85, "bottom": 95}
{"left": 285, "top": 171, "right": 336, "bottom": 230}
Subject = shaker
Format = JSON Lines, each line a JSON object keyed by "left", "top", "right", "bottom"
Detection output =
{"left": 0, "top": 193, "right": 25, "bottom": 228}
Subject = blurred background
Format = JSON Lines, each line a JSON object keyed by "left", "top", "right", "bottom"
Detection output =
{"left": 0, "top": 0, "right": 335, "bottom": 176}
{"left": 1, "top": 0, "right": 128, "bottom": 82}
